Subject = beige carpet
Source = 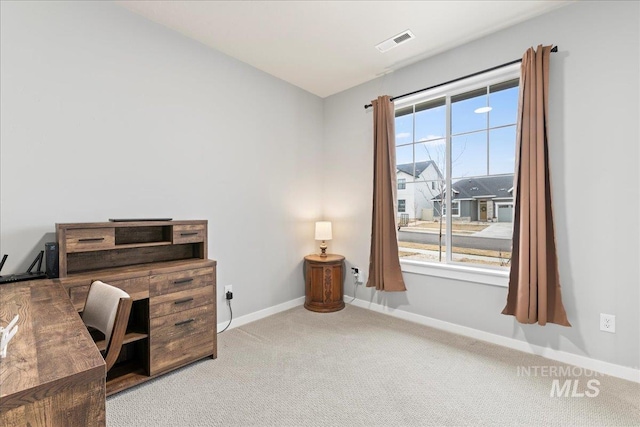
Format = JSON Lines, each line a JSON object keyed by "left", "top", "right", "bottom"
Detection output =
{"left": 107, "top": 305, "right": 640, "bottom": 426}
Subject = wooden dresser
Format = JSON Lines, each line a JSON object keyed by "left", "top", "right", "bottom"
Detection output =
{"left": 56, "top": 220, "right": 217, "bottom": 395}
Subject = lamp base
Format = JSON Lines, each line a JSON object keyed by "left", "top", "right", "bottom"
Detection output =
{"left": 319, "top": 241, "right": 328, "bottom": 257}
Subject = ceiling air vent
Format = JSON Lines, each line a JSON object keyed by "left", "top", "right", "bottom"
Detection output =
{"left": 376, "top": 30, "right": 416, "bottom": 53}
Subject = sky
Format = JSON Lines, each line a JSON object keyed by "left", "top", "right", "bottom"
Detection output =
{"left": 395, "top": 84, "right": 518, "bottom": 181}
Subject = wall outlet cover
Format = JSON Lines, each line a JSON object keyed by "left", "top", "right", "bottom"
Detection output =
{"left": 599, "top": 313, "right": 615, "bottom": 333}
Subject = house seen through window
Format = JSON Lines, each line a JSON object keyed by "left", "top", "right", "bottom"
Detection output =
{"left": 394, "top": 65, "right": 518, "bottom": 270}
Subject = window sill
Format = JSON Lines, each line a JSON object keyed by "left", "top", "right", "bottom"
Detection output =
{"left": 400, "top": 259, "right": 509, "bottom": 288}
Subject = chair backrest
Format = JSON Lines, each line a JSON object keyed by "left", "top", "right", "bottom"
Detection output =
{"left": 82, "top": 281, "right": 132, "bottom": 371}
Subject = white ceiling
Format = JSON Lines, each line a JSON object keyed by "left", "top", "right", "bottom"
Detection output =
{"left": 118, "top": 1, "right": 572, "bottom": 98}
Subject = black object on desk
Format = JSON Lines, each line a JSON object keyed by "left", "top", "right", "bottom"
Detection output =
{"left": 0, "top": 251, "right": 48, "bottom": 284}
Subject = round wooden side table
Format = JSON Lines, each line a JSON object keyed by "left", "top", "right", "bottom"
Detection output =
{"left": 303, "top": 254, "right": 345, "bottom": 313}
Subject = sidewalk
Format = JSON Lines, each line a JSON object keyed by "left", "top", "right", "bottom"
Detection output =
{"left": 399, "top": 246, "right": 510, "bottom": 267}
{"left": 472, "top": 223, "right": 513, "bottom": 239}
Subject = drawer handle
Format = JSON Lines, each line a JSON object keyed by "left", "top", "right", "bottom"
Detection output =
{"left": 174, "top": 297, "right": 194, "bottom": 305}
{"left": 175, "top": 318, "right": 195, "bottom": 326}
{"left": 173, "top": 278, "right": 193, "bottom": 285}
{"left": 180, "top": 232, "right": 198, "bottom": 236}
{"left": 78, "top": 237, "right": 105, "bottom": 242}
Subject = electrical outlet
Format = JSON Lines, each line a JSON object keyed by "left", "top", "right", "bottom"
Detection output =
{"left": 351, "top": 266, "right": 365, "bottom": 284}
{"left": 600, "top": 313, "right": 615, "bottom": 333}
{"left": 224, "top": 285, "right": 233, "bottom": 294}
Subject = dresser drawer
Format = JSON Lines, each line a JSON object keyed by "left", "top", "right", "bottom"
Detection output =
{"left": 150, "top": 304, "right": 214, "bottom": 375}
{"left": 69, "top": 276, "right": 149, "bottom": 311}
{"left": 150, "top": 267, "right": 214, "bottom": 297}
{"left": 65, "top": 228, "right": 115, "bottom": 253}
{"left": 150, "top": 285, "right": 214, "bottom": 318}
{"left": 172, "top": 224, "right": 205, "bottom": 244}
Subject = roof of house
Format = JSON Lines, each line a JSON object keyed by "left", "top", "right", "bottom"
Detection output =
{"left": 433, "top": 174, "right": 514, "bottom": 200}
{"left": 396, "top": 160, "right": 441, "bottom": 178}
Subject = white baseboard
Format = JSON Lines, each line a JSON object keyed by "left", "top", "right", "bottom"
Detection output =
{"left": 348, "top": 297, "right": 640, "bottom": 383}
{"left": 217, "top": 296, "right": 305, "bottom": 332}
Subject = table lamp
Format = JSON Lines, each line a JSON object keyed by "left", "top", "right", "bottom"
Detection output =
{"left": 315, "top": 221, "right": 332, "bottom": 257}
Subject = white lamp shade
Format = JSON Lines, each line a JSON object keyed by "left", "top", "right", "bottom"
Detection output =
{"left": 315, "top": 221, "right": 332, "bottom": 241}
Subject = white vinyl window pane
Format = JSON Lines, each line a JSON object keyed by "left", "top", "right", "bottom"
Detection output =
{"left": 415, "top": 139, "right": 446, "bottom": 178}
{"left": 489, "top": 126, "right": 517, "bottom": 175}
{"left": 395, "top": 108, "right": 414, "bottom": 146}
{"left": 394, "top": 71, "right": 518, "bottom": 272}
{"left": 415, "top": 98, "right": 446, "bottom": 142}
{"left": 396, "top": 145, "right": 413, "bottom": 169}
{"left": 489, "top": 80, "right": 519, "bottom": 128}
{"left": 452, "top": 88, "right": 488, "bottom": 135}
{"left": 452, "top": 131, "right": 488, "bottom": 178}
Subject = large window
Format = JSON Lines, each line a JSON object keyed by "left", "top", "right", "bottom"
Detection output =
{"left": 395, "top": 65, "right": 518, "bottom": 271}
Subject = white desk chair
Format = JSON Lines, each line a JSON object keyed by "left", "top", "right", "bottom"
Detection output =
{"left": 82, "top": 280, "right": 132, "bottom": 372}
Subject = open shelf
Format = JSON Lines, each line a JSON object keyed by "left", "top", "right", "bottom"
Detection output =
{"left": 95, "top": 332, "right": 148, "bottom": 352}
{"left": 114, "top": 225, "right": 172, "bottom": 245}
{"left": 106, "top": 367, "right": 151, "bottom": 396}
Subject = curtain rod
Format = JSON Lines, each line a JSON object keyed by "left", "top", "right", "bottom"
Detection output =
{"left": 363, "top": 46, "right": 557, "bottom": 109}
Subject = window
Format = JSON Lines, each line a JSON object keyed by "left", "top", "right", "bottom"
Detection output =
{"left": 442, "top": 201, "right": 460, "bottom": 217}
{"left": 394, "top": 64, "right": 518, "bottom": 272}
{"left": 398, "top": 178, "right": 406, "bottom": 190}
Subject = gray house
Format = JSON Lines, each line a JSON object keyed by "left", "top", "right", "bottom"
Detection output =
{"left": 433, "top": 174, "right": 514, "bottom": 223}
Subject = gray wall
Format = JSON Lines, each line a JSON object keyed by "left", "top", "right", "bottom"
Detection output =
{"left": 324, "top": 1, "right": 640, "bottom": 370}
{"left": 1, "top": 1, "right": 638, "bottom": 371}
{"left": 0, "top": 2, "right": 323, "bottom": 320}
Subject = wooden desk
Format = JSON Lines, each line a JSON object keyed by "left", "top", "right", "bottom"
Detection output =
{"left": 0, "top": 280, "right": 106, "bottom": 427}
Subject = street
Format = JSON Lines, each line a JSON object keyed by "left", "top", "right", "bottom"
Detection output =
{"left": 398, "top": 230, "right": 512, "bottom": 252}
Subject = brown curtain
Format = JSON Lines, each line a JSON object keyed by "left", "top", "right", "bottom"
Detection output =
{"left": 502, "top": 45, "right": 570, "bottom": 326}
{"left": 366, "top": 96, "right": 407, "bottom": 292}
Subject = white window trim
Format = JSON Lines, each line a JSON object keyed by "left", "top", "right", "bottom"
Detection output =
{"left": 395, "top": 63, "right": 519, "bottom": 283}
{"left": 401, "top": 259, "right": 509, "bottom": 287}
{"left": 442, "top": 200, "right": 460, "bottom": 217}
{"left": 451, "top": 200, "right": 460, "bottom": 217}
{"left": 394, "top": 63, "right": 521, "bottom": 110}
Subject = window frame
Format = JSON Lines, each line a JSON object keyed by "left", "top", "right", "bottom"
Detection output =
{"left": 398, "top": 199, "right": 406, "bottom": 213}
{"left": 442, "top": 200, "right": 460, "bottom": 218}
{"left": 398, "top": 178, "right": 406, "bottom": 190}
{"left": 394, "top": 63, "right": 520, "bottom": 286}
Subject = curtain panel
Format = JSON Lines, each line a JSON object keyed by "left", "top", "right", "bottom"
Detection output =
{"left": 502, "top": 45, "right": 570, "bottom": 326}
{"left": 366, "top": 96, "right": 407, "bottom": 292}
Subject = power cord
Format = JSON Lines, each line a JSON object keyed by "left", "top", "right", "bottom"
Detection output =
{"left": 349, "top": 267, "right": 362, "bottom": 303}
{"left": 217, "top": 291, "right": 233, "bottom": 334}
